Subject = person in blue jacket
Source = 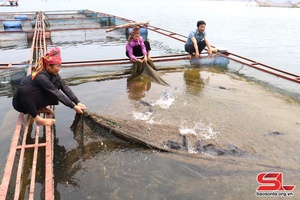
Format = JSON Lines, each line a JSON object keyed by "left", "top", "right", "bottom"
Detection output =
{"left": 12, "top": 47, "right": 86, "bottom": 126}
{"left": 185, "top": 20, "right": 213, "bottom": 59}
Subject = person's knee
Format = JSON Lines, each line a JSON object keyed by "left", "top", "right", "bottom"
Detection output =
{"left": 197, "top": 42, "right": 206, "bottom": 53}
{"left": 126, "top": 51, "right": 130, "bottom": 58}
{"left": 185, "top": 44, "right": 194, "bottom": 54}
{"left": 184, "top": 44, "right": 189, "bottom": 52}
{"left": 144, "top": 41, "right": 151, "bottom": 51}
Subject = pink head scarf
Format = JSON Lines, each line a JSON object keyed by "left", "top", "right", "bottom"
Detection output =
{"left": 32, "top": 47, "right": 62, "bottom": 79}
{"left": 43, "top": 47, "right": 62, "bottom": 64}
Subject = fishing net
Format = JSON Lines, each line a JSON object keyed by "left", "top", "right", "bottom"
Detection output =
{"left": 127, "top": 60, "right": 169, "bottom": 86}
{"left": 70, "top": 111, "right": 247, "bottom": 157}
{"left": 69, "top": 60, "right": 247, "bottom": 158}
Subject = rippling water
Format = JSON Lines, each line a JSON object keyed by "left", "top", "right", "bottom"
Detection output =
{"left": 1, "top": 0, "right": 300, "bottom": 199}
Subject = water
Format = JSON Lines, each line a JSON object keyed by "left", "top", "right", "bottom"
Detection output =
{"left": 1, "top": 0, "right": 300, "bottom": 199}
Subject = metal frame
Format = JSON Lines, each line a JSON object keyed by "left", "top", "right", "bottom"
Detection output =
{"left": 0, "top": 9, "right": 299, "bottom": 200}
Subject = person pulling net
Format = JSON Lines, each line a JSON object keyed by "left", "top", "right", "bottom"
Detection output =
{"left": 125, "top": 26, "right": 169, "bottom": 86}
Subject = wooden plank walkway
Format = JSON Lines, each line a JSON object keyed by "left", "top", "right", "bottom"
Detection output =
{"left": 0, "top": 12, "right": 54, "bottom": 200}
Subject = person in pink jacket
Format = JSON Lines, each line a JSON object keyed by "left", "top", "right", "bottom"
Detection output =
{"left": 126, "top": 27, "right": 152, "bottom": 63}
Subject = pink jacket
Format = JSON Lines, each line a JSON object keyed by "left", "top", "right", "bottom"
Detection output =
{"left": 126, "top": 36, "right": 147, "bottom": 60}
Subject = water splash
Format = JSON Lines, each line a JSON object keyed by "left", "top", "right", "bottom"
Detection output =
{"left": 132, "top": 111, "right": 152, "bottom": 121}
{"left": 179, "top": 121, "right": 217, "bottom": 140}
{"left": 152, "top": 90, "right": 175, "bottom": 109}
{"left": 132, "top": 90, "right": 175, "bottom": 122}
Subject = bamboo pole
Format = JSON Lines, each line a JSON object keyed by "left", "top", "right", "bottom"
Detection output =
{"left": 106, "top": 21, "right": 149, "bottom": 32}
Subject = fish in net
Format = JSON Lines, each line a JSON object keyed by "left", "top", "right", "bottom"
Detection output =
{"left": 70, "top": 111, "right": 248, "bottom": 157}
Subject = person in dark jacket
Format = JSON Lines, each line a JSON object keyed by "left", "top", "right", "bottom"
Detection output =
{"left": 12, "top": 47, "right": 86, "bottom": 126}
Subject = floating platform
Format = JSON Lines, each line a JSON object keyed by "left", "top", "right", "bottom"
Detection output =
{"left": 255, "top": 0, "right": 300, "bottom": 8}
{"left": 0, "top": 9, "right": 300, "bottom": 200}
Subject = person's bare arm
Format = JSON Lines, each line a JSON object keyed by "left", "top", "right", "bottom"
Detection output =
{"left": 191, "top": 37, "right": 200, "bottom": 58}
{"left": 204, "top": 36, "right": 212, "bottom": 57}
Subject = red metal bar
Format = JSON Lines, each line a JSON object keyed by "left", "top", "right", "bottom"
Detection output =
{"left": 147, "top": 26, "right": 187, "bottom": 43}
{"left": 0, "top": 27, "right": 108, "bottom": 35}
{"left": 225, "top": 52, "right": 299, "bottom": 77}
{"left": 60, "top": 54, "right": 188, "bottom": 68}
{"left": 220, "top": 53, "right": 300, "bottom": 83}
{"left": 1, "top": 54, "right": 189, "bottom": 70}
{"left": 61, "top": 54, "right": 188, "bottom": 64}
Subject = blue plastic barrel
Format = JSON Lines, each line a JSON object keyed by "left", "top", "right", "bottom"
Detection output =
{"left": 190, "top": 55, "right": 229, "bottom": 67}
{"left": 77, "top": 10, "right": 86, "bottom": 14}
{"left": 100, "top": 17, "right": 116, "bottom": 26}
{"left": 4, "top": 27, "right": 22, "bottom": 31}
{"left": 86, "top": 13, "right": 97, "bottom": 17}
{"left": 109, "top": 17, "right": 116, "bottom": 26}
{"left": 31, "top": 19, "right": 36, "bottom": 26}
{"left": 3, "top": 21, "right": 21, "bottom": 28}
{"left": 100, "top": 17, "right": 109, "bottom": 25}
{"left": 14, "top": 15, "right": 28, "bottom": 20}
{"left": 126, "top": 27, "right": 148, "bottom": 40}
{"left": 214, "top": 56, "right": 230, "bottom": 66}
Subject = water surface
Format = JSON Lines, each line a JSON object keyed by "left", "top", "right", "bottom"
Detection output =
{"left": 1, "top": 0, "right": 300, "bottom": 199}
